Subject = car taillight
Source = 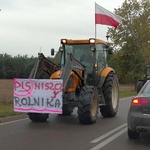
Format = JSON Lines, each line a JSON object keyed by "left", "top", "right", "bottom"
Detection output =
{"left": 131, "top": 98, "right": 149, "bottom": 105}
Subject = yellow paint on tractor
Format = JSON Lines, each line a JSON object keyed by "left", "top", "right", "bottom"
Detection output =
{"left": 50, "top": 69, "right": 82, "bottom": 92}
{"left": 61, "top": 38, "right": 107, "bottom": 45}
{"left": 98, "top": 67, "right": 115, "bottom": 77}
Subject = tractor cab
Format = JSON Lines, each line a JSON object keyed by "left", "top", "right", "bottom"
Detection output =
{"left": 52, "top": 38, "right": 113, "bottom": 84}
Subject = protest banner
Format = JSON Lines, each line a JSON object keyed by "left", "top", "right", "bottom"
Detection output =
{"left": 14, "top": 78, "right": 63, "bottom": 114}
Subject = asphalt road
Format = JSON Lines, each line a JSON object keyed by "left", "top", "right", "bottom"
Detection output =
{"left": 0, "top": 97, "right": 150, "bottom": 150}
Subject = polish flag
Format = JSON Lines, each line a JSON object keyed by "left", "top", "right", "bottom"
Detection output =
{"left": 95, "top": 3, "right": 122, "bottom": 29}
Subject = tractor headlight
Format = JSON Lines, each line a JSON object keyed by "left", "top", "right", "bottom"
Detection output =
{"left": 61, "top": 39, "right": 67, "bottom": 44}
{"left": 89, "top": 39, "right": 95, "bottom": 43}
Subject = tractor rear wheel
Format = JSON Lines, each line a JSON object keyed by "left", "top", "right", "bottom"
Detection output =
{"left": 100, "top": 72, "right": 119, "bottom": 117}
{"left": 77, "top": 86, "right": 98, "bottom": 124}
{"left": 136, "top": 80, "right": 144, "bottom": 93}
{"left": 28, "top": 113, "right": 49, "bottom": 122}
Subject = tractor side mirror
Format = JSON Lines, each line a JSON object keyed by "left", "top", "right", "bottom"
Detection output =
{"left": 51, "top": 48, "right": 55, "bottom": 56}
{"left": 107, "top": 47, "right": 113, "bottom": 54}
{"left": 59, "top": 46, "right": 64, "bottom": 52}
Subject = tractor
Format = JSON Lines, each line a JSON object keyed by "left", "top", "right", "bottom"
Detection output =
{"left": 136, "top": 65, "right": 150, "bottom": 93}
{"left": 28, "top": 38, "right": 119, "bottom": 124}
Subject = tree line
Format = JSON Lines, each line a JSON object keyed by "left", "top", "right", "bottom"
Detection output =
{"left": 0, "top": 53, "right": 61, "bottom": 79}
{"left": 0, "top": 53, "right": 37, "bottom": 79}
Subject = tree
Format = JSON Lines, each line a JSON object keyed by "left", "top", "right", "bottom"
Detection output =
{"left": 108, "top": 0, "right": 150, "bottom": 83}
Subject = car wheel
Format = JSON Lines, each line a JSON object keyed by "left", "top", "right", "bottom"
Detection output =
{"left": 128, "top": 128, "right": 140, "bottom": 139}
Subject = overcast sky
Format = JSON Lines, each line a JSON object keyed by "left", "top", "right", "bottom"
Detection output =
{"left": 0, "top": 0, "right": 125, "bottom": 57}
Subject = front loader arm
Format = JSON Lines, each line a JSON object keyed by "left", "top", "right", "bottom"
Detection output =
{"left": 60, "top": 53, "right": 86, "bottom": 90}
{"left": 29, "top": 53, "right": 60, "bottom": 79}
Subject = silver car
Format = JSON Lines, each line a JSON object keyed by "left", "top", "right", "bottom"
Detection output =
{"left": 127, "top": 80, "right": 150, "bottom": 139}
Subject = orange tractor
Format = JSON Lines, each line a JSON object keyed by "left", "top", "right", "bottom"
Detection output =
{"left": 28, "top": 38, "right": 119, "bottom": 124}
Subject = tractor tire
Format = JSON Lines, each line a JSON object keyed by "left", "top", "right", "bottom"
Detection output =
{"left": 128, "top": 128, "right": 140, "bottom": 139}
{"left": 60, "top": 104, "right": 73, "bottom": 115}
{"left": 136, "top": 80, "right": 144, "bottom": 93}
{"left": 100, "top": 72, "right": 119, "bottom": 117}
{"left": 28, "top": 113, "right": 49, "bottom": 122}
{"left": 77, "top": 86, "right": 98, "bottom": 124}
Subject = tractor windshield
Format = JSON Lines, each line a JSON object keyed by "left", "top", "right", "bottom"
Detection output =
{"left": 61, "top": 44, "right": 94, "bottom": 73}
{"left": 64, "top": 44, "right": 93, "bottom": 62}
{"left": 60, "top": 43, "right": 107, "bottom": 72}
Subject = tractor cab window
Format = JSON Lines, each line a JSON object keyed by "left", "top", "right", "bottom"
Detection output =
{"left": 96, "top": 44, "right": 107, "bottom": 70}
{"left": 61, "top": 44, "right": 93, "bottom": 74}
{"left": 60, "top": 45, "right": 73, "bottom": 66}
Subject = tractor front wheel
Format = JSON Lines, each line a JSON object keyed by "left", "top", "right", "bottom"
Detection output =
{"left": 77, "top": 86, "right": 98, "bottom": 124}
{"left": 28, "top": 113, "right": 49, "bottom": 122}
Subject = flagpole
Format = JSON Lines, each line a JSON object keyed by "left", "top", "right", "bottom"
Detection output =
{"left": 95, "top": 2, "right": 97, "bottom": 40}
{"left": 95, "top": 2, "right": 97, "bottom": 52}
{"left": 95, "top": 23, "right": 97, "bottom": 40}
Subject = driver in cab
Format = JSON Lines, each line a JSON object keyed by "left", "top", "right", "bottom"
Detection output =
{"left": 80, "top": 49, "right": 93, "bottom": 84}
{"left": 80, "top": 49, "right": 93, "bottom": 64}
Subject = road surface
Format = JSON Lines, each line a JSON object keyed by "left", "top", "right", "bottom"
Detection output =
{"left": 0, "top": 97, "right": 150, "bottom": 150}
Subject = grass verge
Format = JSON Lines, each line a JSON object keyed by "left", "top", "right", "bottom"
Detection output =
{"left": 119, "top": 91, "right": 136, "bottom": 98}
{"left": 0, "top": 102, "right": 24, "bottom": 118}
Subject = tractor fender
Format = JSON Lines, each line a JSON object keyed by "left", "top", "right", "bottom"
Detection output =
{"left": 97, "top": 67, "right": 115, "bottom": 88}
{"left": 50, "top": 70, "right": 62, "bottom": 79}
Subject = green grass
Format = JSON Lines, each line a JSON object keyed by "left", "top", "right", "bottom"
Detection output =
{"left": 0, "top": 102, "right": 24, "bottom": 118}
{"left": 119, "top": 91, "right": 136, "bottom": 98}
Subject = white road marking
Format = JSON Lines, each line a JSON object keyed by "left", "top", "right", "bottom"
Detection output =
{"left": 90, "top": 128, "right": 127, "bottom": 150}
{"left": 0, "top": 118, "right": 28, "bottom": 126}
{"left": 120, "top": 96, "right": 134, "bottom": 101}
{"left": 91, "top": 123, "right": 127, "bottom": 143}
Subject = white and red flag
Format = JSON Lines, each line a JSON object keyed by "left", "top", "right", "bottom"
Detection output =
{"left": 95, "top": 2, "right": 122, "bottom": 29}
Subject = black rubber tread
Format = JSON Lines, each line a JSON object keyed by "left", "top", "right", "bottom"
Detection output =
{"left": 128, "top": 128, "right": 140, "bottom": 139}
{"left": 60, "top": 104, "right": 73, "bottom": 116}
{"left": 77, "top": 86, "right": 98, "bottom": 124}
{"left": 136, "top": 80, "right": 144, "bottom": 93}
{"left": 28, "top": 113, "right": 49, "bottom": 122}
{"left": 100, "top": 72, "right": 119, "bottom": 117}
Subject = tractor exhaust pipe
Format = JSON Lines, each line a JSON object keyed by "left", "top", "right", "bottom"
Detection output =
{"left": 136, "top": 127, "right": 147, "bottom": 132}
